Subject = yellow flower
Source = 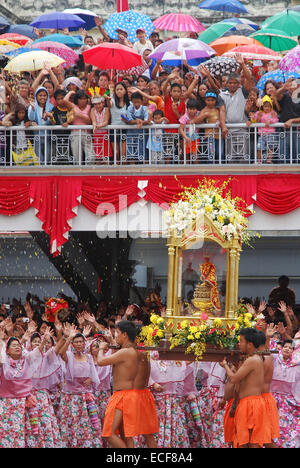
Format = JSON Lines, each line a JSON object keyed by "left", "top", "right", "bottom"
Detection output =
{"left": 244, "top": 313, "right": 252, "bottom": 320}
{"left": 237, "top": 315, "right": 244, "bottom": 324}
{"left": 235, "top": 323, "right": 240, "bottom": 330}
{"left": 150, "top": 314, "right": 158, "bottom": 324}
{"left": 181, "top": 320, "right": 189, "bottom": 329}
{"left": 187, "top": 334, "right": 194, "bottom": 340}
{"left": 157, "top": 330, "right": 164, "bottom": 338}
{"left": 199, "top": 324, "right": 207, "bottom": 332}
{"left": 157, "top": 317, "right": 164, "bottom": 324}
{"left": 213, "top": 318, "right": 223, "bottom": 327}
{"left": 195, "top": 332, "right": 201, "bottom": 339}
{"left": 217, "top": 215, "right": 225, "bottom": 224}
{"left": 229, "top": 217, "right": 234, "bottom": 223}
{"left": 204, "top": 204, "right": 213, "bottom": 213}
{"left": 244, "top": 319, "right": 251, "bottom": 328}
{"left": 189, "top": 326, "right": 198, "bottom": 334}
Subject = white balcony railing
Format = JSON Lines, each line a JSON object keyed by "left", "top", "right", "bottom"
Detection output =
{"left": 0, "top": 123, "right": 299, "bottom": 167}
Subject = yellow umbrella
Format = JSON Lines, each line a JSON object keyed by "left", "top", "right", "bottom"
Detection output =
{"left": 0, "top": 39, "right": 21, "bottom": 53}
{"left": 4, "top": 50, "right": 65, "bottom": 72}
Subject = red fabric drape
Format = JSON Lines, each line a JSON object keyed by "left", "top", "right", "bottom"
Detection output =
{"left": 117, "top": 0, "right": 129, "bottom": 12}
{"left": 1, "top": 174, "right": 300, "bottom": 256}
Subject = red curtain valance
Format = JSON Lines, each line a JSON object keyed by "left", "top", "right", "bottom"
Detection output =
{"left": 0, "top": 174, "right": 299, "bottom": 256}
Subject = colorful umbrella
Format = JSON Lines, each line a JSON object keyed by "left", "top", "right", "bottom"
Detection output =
{"left": 198, "top": 0, "right": 248, "bottom": 14}
{"left": 150, "top": 38, "right": 215, "bottom": 62}
{"left": 0, "top": 33, "right": 31, "bottom": 46}
{"left": 4, "top": 50, "right": 65, "bottom": 72}
{"left": 198, "top": 20, "right": 252, "bottom": 43}
{"left": 5, "top": 24, "right": 38, "bottom": 40}
{"left": 261, "top": 9, "right": 300, "bottom": 36}
{"left": 249, "top": 29, "right": 297, "bottom": 52}
{"left": 223, "top": 44, "right": 282, "bottom": 61}
{"left": 203, "top": 56, "right": 239, "bottom": 76}
{"left": 63, "top": 8, "right": 98, "bottom": 31}
{"left": 29, "top": 41, "right": 78, "bottom": 68}
{"left": 82, "top": 43, "right": 143, "bottom": 71}
{"left": 256, "top": 69, "right": 300, "bottom": 94}
{"left": 153, "top": 13, "right": 205, "bottom": 33}
{"left": 222, "top": 17, "right": 259, "bottom": 30}
{"left": 103, "top": 10, "right": 155, "bottom": 43}
{"left": 0, "top": 40, "right": 20, "bottom": 54}
{"left": 32, "top": 34, "right": 83, "bottom": 49}
{"left": 30, "top": 12, "right": 86, "bottom": 30}
{"left": 209, "top": 35, "right": 260, "bottom": 55}
{"left": 0, "top": 15, "right": 10, "bottom": 31}
{"left": 278, "top": 46, "right": 300, "bottom": 74}
{"left": 5, "top": 47, "right": 40, "bottom": 58}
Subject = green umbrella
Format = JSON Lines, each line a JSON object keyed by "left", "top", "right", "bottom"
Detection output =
{"left": 261, "top": 9, "right": 300, "bottom": 36}
{"left": 250, "top": 28, "right": 297, "bottom": 52}
{"left": 198, "top": 21, "right": 241, "bottom": 44}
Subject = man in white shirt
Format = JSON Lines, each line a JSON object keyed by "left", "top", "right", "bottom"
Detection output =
{"left": 133, "top": 28, "right": 154, "bottom": 54}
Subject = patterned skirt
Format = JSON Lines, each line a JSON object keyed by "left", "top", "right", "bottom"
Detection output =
{"left": 25, "top": 389, "right": 62, "bottom": 448}
{"left": 196, "top": 386, "right": 227, "bottom": 448}
{"left": 273, "top": 392, "right": 300, "bottom": 448}
{"left": 152, "top": 393, "right": 190, "bottom": 448}
{"left": 58, "top": 393, "right": 103, "bottom": 448}
{"left": 0, "top": 397, "right": 26, "bottom": 448}
{"left": 94, "top": 390, "right": 111, "bottom": 448}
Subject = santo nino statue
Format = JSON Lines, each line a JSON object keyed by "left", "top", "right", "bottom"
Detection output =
{"left": 190, "top": 256, "right": 221, "bottom": 316}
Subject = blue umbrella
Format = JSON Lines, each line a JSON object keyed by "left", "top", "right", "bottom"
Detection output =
{"left": 0, "top": 15, "right": 10, "bottom": 31}
{"left": 63, "top": 8, "right": 97, "bottom": 31}
{"left": 5, "top": 24, "right": 37, "bottom": 39}
{"left": 198, "top": 0, "right": 248, "bottom": 14}
{"left": 104, "top": 10, "right": 155, "bottom": 43}
{"left": 32, "top": 34, "right": 83, "bottom": 48}
{"left": 30, "top": 12, "right": 86, "bottom": 30}
{"left": 5, "top": 47, "right": 41, "bottom": 58}
{"left": 222, "top": 17, "right": 259, "bottom": 30}
{"left": 256, "top": 70, "right": 300, "bottom": 95}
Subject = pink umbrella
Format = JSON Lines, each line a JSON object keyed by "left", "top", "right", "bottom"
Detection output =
{"left": 153, "top": 13, "right": 206, "bottom": 33}
{"left": 29, "top": 41, "right": 78, "bottom": 68}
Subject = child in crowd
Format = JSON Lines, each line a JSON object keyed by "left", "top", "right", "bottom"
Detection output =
{"left": 107, "top": 81, "right": 130, "bottom": 164}
{"left": 194, "top": 90, "right": 223, "bottom": 164}
{"left": 179, "top": 99, "right": 200, "bottom": 164}
{"left": 49, "top": 89, "right": 73, "bottom": 164}
{"left": 247, "top": 95, "right": 279, "bottom": 164}
{"left": 2, "top": 103, "right": 32, "bottom": 156}
{"left": 90, "top": 96, "right": 111, "bottom": 164}
{"left": 125, "top": 91, "right": 149, "bottom": 163}
{"left": 147, "top": 109, "right": 169, "bottom": 163}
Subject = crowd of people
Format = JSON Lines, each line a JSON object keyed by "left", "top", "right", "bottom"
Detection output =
{"left": 0, "top": 17, "right": 300, "bottom": 165}
{"left": 0, "top": 285, "right": 299, "bottom": 449}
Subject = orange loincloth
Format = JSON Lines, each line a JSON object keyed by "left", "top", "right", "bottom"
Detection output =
{"left": 233, "top": 395, "right": 272, "bottom": 448}
{"left": 102, "top": 389, "right": 139, "bottom": 438}
{"left": 135, "top": 389, "right": 159, "bottom": 435}
{"left": 261, "top": 392, "right": 280, "bottom": 440}
{"left": 223, "top": 398, "right": 235, "bottom": 444}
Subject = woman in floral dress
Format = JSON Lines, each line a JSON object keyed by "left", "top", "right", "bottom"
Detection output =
{"left": 58, "top": 325, "right": 103, "bottom": 448}
{"left": 0, "top": 331, "right": 44, "bottom": 448}
{"left": 148, "top": 351, "right": 191, "bottom": 448}
{"left": 270, "top": 340, "right": 300, "bottom": 448}
{"left": 25, "top": 330, "right": 64, "bottom": 448}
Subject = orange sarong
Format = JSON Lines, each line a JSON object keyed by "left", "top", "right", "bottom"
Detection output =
{"left": 135, "top": 389, "right": 159, "bottom": 435}
{"left": 261, "top": 392, "right": 280, "bottom": 440}
{"left": 233, "top": 395, "right": 272, "bottom": 448}
{"left": 223, "top": 398, "right": 235, "bottom": 444}
{"left": 102, "top": 389, "right": 139, "bottom": 438}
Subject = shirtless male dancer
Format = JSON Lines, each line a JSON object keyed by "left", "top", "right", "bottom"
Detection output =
{"left": 134, "top": 325, "right": 159, "bottom": 448}
{"left": 97, "top": 320, "right": 139, "bottom": 448}
{"left": 220, "top": 327, "right": 272, "bottom": 448}
{"left": 257, "top": 329, "right": 280, "bottom": 448}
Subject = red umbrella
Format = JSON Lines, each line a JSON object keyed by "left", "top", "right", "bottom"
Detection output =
{"left": 223, "top": 44, "right": 281, "bottom": 61}
{"left": 153, "top": 13, "right": 206, "bottom": 33}
{"left": 82, "top": 42, "right": 142, "bottom": 71}
{"left": 0, "top": 33, "right": 31, "bottom": 46}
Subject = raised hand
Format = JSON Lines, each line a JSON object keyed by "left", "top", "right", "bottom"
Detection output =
{"left": 258, "top": 300, "right": 267, "bottom": 313}
{"left": 82, "top": 325, "right": 92, "bottom": 338}
{"left": 245, "top": 303, "right": 256, "bottom": 316}
{"left": 266, "top": 323, "right": 277, "bottom": 338}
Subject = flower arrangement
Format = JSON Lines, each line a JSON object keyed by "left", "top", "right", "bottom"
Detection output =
{"left": 140, "top": 305, "right": 262, "bottom": 360}
{"left": 164, "top": 178, "right": 253, "bottom": 244}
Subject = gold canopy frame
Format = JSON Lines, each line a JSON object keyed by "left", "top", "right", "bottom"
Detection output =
{"left": 165, "top": 212, "right": 242, "bottom": 324}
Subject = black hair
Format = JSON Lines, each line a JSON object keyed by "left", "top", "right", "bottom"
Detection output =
{"left": 137, "top": 75, "right": 150, "bottom": 84}
{"left": 256, "top": 330, "right": 266, "bottom": 346}
{"left": 6, "top": 336, "right": 21, "bottom": 350}
{"left": 278, "top": 275, "right": 289, "bottom": 283}
{"left": 30, "top": 332, "right": 41, "bottom": 343}
{"left": 73, "top": 333, "right": 85, "bottom": 341}
{"left": 282, "top": 339, "right": 293, "bottom": 347}
{"left": 131, "top": 91, "right": 143, "bottom": 101}
{"left": 114, "top": 81, "right": 130, "bottom": 108}
{"left": 153, "top": 109, "right": 164, "bottom": 118}
{"left": 170, "top": 82, "right": 181, "bottom": 91}
{"left": 99, "top": 71, "right": 110, "bottom": 80}
{"left": 116, "top": 320, "right": 137, "bottom": 342}
{"left": 54, "top": 89, "right": 66, "bottom": 100}
{"left": 239, "top": 328, "right": 261, "bottom": 349}
{"left": 186, "top": 98, "right": 199, "bottom": 109}
{"left": 73, "top": 90, "right": 89, "bottom": 105}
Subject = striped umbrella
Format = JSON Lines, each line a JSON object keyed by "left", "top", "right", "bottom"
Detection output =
{"left": 153, "top": 13, "right": 205, "bottom": 33}
{"left": 222, "top": 17, "right": 259, "bottom": 30}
